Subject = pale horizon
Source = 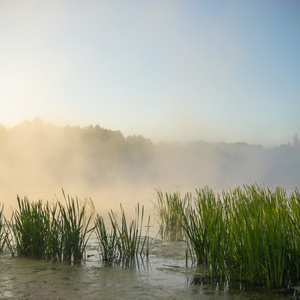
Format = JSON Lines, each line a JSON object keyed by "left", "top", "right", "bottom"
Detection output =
{"left": 1, "top": 1, "right": 299, "bottom": 147}
{"left": 0, "top": 116, "right": 297, "bottom": 147}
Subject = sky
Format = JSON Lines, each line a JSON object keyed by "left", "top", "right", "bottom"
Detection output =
{"left": 0, "top": 0, "right": 299, "bottom": 146}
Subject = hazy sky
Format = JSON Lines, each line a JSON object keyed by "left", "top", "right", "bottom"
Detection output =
{"left": 1, "top": 0, "right": 299, "bottom": 146}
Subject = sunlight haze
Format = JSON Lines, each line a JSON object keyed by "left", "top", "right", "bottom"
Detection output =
{"left": 1, "top": 0, "right": 299, "bottom": 146}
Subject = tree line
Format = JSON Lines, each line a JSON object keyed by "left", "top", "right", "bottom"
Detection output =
{"left": 0, "top": 118, "right": 299, "bottom": 190}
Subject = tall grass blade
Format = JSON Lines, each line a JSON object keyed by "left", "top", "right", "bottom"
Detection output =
{"left": 95, "top": 204, "right": 150, "bottom": 264}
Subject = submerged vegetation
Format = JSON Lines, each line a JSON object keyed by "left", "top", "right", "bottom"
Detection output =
{"left": 155, "top": 184, "right": 300, "bottom": 289}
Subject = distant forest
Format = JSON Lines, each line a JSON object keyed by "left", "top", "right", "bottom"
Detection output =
{"left": 0, "top": 118, "right": 299, "bottom": 191}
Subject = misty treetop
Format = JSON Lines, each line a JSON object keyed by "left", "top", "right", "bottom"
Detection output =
{"left": 0, "top": 119, "right": 299, "bottom": 190}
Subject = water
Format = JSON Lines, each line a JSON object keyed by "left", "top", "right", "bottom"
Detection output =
{"left": 0, "top": 234, "right": 297, "bottom": 300}
{"left": 1, "top": 187, "right": 299, "bottom": 299}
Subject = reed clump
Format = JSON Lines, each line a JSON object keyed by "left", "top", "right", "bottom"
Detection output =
{"left": 156, "top": 184, "right": 300, "bottom": 289}
{"left": 221, "top": 185, "right": 292, "bottom": 288}
{"left": 3, "top": 193, "right": 149, "bottom": 266}
{"left": 12, "top": 196, "right": 47, "bottom": 258}
{"left": 58, "top": 191, "right": 95, "bottom": 263}
{"left": 181, "top": 187, "right": 225, "bottom": 272}
{"left": 10, "top": 192, "right": 94, "bottom": 263}
{"left": 0, "top": 204, "right": 4, "bottom": 251}
{"left": 95, "top": 203, "right": 150, "bottom": 264}
{"left": 153, "top": 190, "right": 191, "bottom": 241}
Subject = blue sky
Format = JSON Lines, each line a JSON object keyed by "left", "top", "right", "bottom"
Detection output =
{"left": 0, "top": 0, "right": 299, "bottom": 146}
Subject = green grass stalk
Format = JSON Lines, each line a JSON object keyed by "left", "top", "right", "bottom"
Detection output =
{"left": 95, "top": 204, "right": 150, "bottom": 263}
{"left": 59, "top": 190, "right": 95, "bottom": 263}
{"left": 159, "top": 184, "right": 300, "bottom": 289}
{"left": 95, "top": 214, "right": 119, "bottom": 261}
{"left": 154, "top": 190, "right": 190, "bottom": 241}
{"left": 11, "top": 192, "right": 95, "bottom": 263}
{"left": 0, "top": 204, "right": 4, "bottom": 251}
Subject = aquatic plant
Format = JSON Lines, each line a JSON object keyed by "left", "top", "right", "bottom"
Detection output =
{"left": 112, "top": 204, "right": 150, "bottom": 260}
{"left": 58, "top": 191, "right": 95, "bottom": 263}
{"left": 153, "top": 190, "right": 190, "bottom": 241}
{"left": 0, "top": 204, "right": 4, "bottom": 251}
{"left": 95, "top": 214, "right": 119, "bottom": 261}
{"left": 42, "top": 201, "right": 62, "bottom": 261}
{"left": 11, "top": 192, "right": 95, "bottom": 263}
{"left": 12, "top": 196, "right": 47, "bottom": 258}
{"left": 221, "top": 185, "right": 292, "bottom": 287}
{"left": 181, "top": 187, "right": 225, "bottom": 275}
{"left": 159, "top": 184, "right": 300, "bottom": 289}
{"left": 95, "top": 204, "right": 150, "bottom": 263}
{"left": 287, "top": 188, "right": 300, "bottom": 277}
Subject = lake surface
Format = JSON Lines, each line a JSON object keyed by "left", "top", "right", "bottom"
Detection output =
{"left": 0, "top": 232, "right": 298, "bottom": 300}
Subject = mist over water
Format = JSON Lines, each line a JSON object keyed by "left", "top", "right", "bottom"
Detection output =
{"left": 1, "top": 118, "right": 299, "bottom": 217}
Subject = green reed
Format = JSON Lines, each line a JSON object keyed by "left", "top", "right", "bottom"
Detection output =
{"left": 0, "top": 204, "right": 4, "bottom": 251}
{"left": 157, "top": 184, "right": 300, "bottom": 289}
{"left": 10, "top": 192, "right": 95, "bottom": 263}
{"left": 42, "top": 201, "right": 62, "bottom": 261}
{"left": 284, "top": 188, "right": 300, "bottom": 280}
{"left": 59, "top": 191, "right": 95, "bottom": 263}
{"left": 95, "top": 204, "right": 150, "bottom": 263}
{"left": 222, "top": 185, "right": 292, "bottom": 287}
{"left": 154, "top": 190, "right": 191, "bottom": 240}
{"left": 12, "top": 196, "right": 46, "bottom": 258}
{"left": 95, "top": 214, "right": 119, "bottom": 261}
{"left": 181, "top": 187, "right": 225, "bottom": 273}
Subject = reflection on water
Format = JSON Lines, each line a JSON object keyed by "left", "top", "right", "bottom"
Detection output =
{"left": 0, "top": 234, "right": 298, "bottom": 300}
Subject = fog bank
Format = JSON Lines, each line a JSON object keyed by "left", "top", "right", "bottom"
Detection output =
{"left": 1, "top": 119, "right": 299, "bottom": 216}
